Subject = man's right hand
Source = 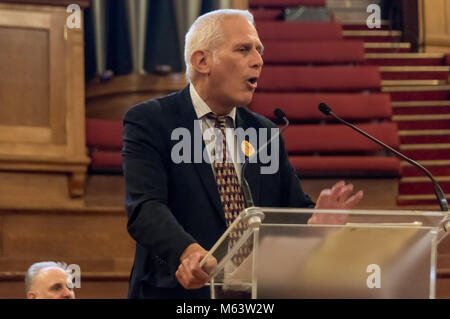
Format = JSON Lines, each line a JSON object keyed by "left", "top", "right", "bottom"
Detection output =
{"left": 175, "top": 243, "right": 217, "bottom": 290}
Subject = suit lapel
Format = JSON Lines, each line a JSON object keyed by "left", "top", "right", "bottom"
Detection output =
{"left": 175, "top": 86, "right": 226, "bottom": 224}
{"left": 235, "top": 109, "right": 261, "bottom": 206}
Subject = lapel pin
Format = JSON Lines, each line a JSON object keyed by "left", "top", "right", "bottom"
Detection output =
{"left": 241, "top": 140, "right": 255, "bottom": 158}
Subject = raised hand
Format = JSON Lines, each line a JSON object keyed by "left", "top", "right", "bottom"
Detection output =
{"left": 308, "top": 181, "right": 363, "bottom": 225}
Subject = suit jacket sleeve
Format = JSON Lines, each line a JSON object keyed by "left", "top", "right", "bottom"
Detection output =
{"left": 122, "top": 101, "right": 196, "bottom": 275}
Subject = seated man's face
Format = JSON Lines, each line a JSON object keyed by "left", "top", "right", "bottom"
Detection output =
{"left": 27, "top": 267, "right": 75, "bottom": 299}
{"left": 207, "top": 16, "right": 264, "bottom": 109}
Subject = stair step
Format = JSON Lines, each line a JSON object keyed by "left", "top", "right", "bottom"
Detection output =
{"left": 399, "top": 134, "right": 450, "bottom": 144}
{"left": 393, "top": 114, "right": 450, "bottom": 121}
{"left": 393, "top": 113, "right": 450, "bottom": 130}
{"left": 257, "top": 21, "right": 343, "bottom": 41}
{"left": 399, "top": 143, "right": 450, "bottom": 151}
{"left": 257, "top": 65, "right": 381, "bottom": 92}
{"left": 262, "top": 40, "right": 365, "bottom": 64}
{"left": 366, "top": 53, "right": 445, "bottom": 66}
{"left": 394, "top": 106, "right": 450, "bottom": 115}
{"left": 343, "top": 30, "right": 402, "bottom": 42}
{"left": 399, "top": 149, "right": 450, "bottom": 160}
{"left": 401, "top": 160, "right": 450, "bottom": 177}
{"left": 398, "top": 130, "right": 450, "bottom": 137}
{"left": 367, "top": 53, "right": 445, "bottom": 58}
{"left": 399, "top": 130, "right": 450, "bottom": 136}
{"left": 327, "top": 0, "right": 381, "bottom": 9}
{"left": 345, "top": 30, "right": 402, "bottom": 36}
{"left": 396, "top": 121, "right": 450, "bottom": 130}
{"left": 379, "top": 66, "right": 450, "bottom": 81}
{"left": 381, "top": 80, "right": 447, "bottom": 86}
{"left": 342, "top": 20, "right": 391, "bottom": 30}
{"left": 402, "top": 159, "right": 450, "bottom": 166}
{"left": 392, "top": 100, "right": 450, "bottom": 107}
{"left": 392, "top": 101, "right": 450, "bottom": 114}
{"left": 365, "top": 42, "right": 411, "bottom": 53}
{"left": 399, "top": 181, "right": 450, "bottom": 195}
{"left": 333, "top": 11, "right": 378, "bottom": 22}
{"left": 382, "top": 85, "right": 450, "bottom": 101}
{"left": 398, "top": 194, "right": 450, "bottom": 201}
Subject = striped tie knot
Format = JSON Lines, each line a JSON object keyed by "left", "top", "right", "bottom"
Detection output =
{"left": 206, "top": 113, "right": 229, "bottom": 129}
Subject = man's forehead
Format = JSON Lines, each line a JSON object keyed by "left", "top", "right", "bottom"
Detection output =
{"left": 36, "top": 267, "right": 68, "bottom": 281}
{"left": 220, "top": 17, "right": 261, "bottom": 44}
{"left": 220, "top": 16, "right": 255, "bottom": 32}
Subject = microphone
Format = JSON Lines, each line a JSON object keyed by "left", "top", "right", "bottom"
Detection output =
{"left": 240, "top": 108, "right": 290, "bottom": 207}
{"left": 318, "top": 102, "right": 449, "bottom": 212}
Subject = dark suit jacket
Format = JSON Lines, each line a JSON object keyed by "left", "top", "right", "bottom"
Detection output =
{"left": 122, "top": 85, "right": 314, "bottom": 298}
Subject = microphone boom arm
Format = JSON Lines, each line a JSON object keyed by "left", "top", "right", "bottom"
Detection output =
{"left": 240, "top": 110, "right": 290, "bottom": 208}
{"left": 321, "top": 104, "right": 448, "bottom": 212}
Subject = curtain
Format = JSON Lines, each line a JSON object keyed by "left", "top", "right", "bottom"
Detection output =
{"left": 84, "top": 0, "right": 229, "bottom": 81}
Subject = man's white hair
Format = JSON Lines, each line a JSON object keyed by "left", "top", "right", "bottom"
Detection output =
{"left": 25, "top": 261, "right": 68, "bottom": 294}
{"left": 184, "top": 9, "right": 255, "bottom": 83}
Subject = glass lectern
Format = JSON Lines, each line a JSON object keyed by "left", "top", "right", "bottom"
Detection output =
{"left": 200, "top": 207, "right": 450, "bottom": 299}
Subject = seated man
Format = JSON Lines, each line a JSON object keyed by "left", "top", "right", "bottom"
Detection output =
{"left": 25, "top": 261, "right": 75, "bottom": 299}
{"left": 122, "top": 9, "right": 363, "bottom": 299}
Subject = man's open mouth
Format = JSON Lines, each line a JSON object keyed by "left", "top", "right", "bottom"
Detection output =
{"left": 247, "top": 77, "right": 258, "bottom": 89}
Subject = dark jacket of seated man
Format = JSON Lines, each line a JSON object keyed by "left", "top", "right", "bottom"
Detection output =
{"left": 122, "top": 85, "right": 315, "bottom": 299}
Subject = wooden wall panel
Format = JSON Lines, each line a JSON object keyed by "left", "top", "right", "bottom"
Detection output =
{"left": 1, "top": 214, "right": 134, "bottom": 261}
{"left": 420, "top": 0, "right": 450, "bottom": 52}
{"left": 0, "top": 27, "right": 50, "bottom": 127}
{"left": 0, "top": 3, "right": 90, "bottom": 199}
{"left": 0, "top": 172, "right": 85, "bottom": 209}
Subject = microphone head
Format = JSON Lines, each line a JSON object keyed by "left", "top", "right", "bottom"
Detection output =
{"left": 318, "top": 103, "right": 332, "bottom": 115}
{"left": 274, "top": 108, "right": 286, "bottom": 120}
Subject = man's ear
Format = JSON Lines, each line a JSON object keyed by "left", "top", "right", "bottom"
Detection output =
{"left": 26, "top": 291, "right": 37, "bottom": 299}
{"left": 190, "top": 50, "right": 211, "bottom": 76}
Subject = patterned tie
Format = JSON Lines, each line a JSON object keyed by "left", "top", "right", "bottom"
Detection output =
{"left": 207, "top": 113, "right": 251, "bottom": 266}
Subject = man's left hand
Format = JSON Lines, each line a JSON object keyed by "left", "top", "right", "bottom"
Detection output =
{"left": 308, "top": 181, "right": 363, "bottom": 225}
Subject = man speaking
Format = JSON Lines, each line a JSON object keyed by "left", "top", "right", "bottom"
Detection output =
{"left": 122, "top": 9, "right": 363, "bottom": 299}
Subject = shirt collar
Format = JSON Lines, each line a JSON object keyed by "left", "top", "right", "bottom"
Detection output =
{"left": 189, "top": 84, "right": 236, "bottom": 126}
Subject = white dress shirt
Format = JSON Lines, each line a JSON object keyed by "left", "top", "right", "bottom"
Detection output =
{"left": 189, "top": 84, "right": 242, "bottom": 183}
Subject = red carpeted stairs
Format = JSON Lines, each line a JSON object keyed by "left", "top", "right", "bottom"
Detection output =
{"left": 249, "top": 0, "right": 450, "bottom": 208}
{"left": 249, "top": 0, "right": 400, "bottom": 177}
{"left": 328, "top": 2, "right": 450, "bottom": 209}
